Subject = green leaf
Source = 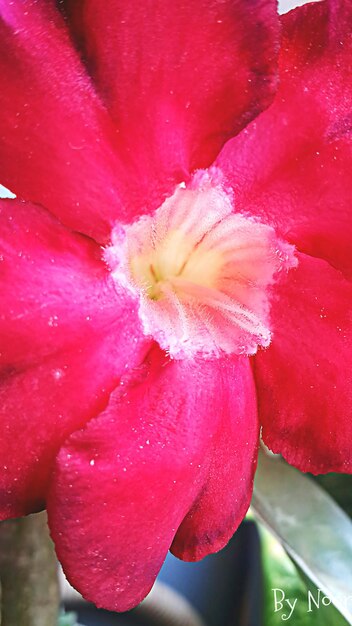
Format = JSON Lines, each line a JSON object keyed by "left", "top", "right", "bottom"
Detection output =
{"left": 57, "top": 612, "right": 79, "bottom": 626}
{"left": 252, "top": 450, "right": 352, "bottom": 625}
{"left": 313, "top": 474, "right": 352, "bottom": 519}
{"left": 259, "top": 522, "right": 349, "bottom": 625}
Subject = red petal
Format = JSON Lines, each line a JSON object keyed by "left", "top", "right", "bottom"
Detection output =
{"left": 0, "top": 2, "right": 130, "bottom": 242}
{"left": 0, "top": 198, "right": 126, "bottom": 369}
{"left": 0, "top": 199, "right": 151, "bottom": 516}
{"left": 217, "top": 1, "right": 352, "bottom": 278}
{"left": 61, "top": 0, "right": 279, "bottom": 211}
{"left": 172, "top": 357, "right": 258, "bottom": 561}
{"left": 254, "top": 253, "right": 352, "bottom": 474}
{"left": 0, "top": 200, "right": 149, "bottom": 518}
{"left": 48, "top": 349, "right": 256, "bottom": 611}
{"left": 0, "top": 327, "right": 151, "bottom": 519}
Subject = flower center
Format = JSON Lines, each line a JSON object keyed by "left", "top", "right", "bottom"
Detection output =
{"left": 130, "top": 226, "right": 225, "bottom": 302}
{"left": 107, "top": 170, "right": 297, "bottom": 358}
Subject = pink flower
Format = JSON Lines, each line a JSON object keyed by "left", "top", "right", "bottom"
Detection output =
{"left": 0, "top": 0, "right": 351, "bottom": 611}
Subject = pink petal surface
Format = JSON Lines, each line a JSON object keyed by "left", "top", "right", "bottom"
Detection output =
{"left": 0, "top": 198, "right": 125, "bottom": 369}
{"left": 61, "top": 0, "right": 279, "bottom": 215}
{"left": 217, "top": 0, "right": 352, "bottom": 278}
{"left": 0, "top": 324, "right": 151, "bottom": 520}
{"left": 172, "top": 357, "right": 258, "bottom": 561}
{"left": 0, "top": 1, "right": 130, "bottom": 242}
{"left": 0, "top": 200, "right": 151, "bottom": 517}
{"left": 254, "top": 253, "right": 352, "bottom": 474}
{"left": 48, "top": 348, "right": 257, "bottom": 611}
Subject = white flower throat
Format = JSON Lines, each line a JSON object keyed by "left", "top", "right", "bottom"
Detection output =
{"left": 107, "top": 170, "right": 297, "bottom": 358}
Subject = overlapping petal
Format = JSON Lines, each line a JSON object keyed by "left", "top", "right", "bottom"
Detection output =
{"left": 217, "top": 0, "right": 352, "bottom": 278}
{"left": 61, "top": 0, "right": 279, "bottom": 213}
{"left": 0, "top": 324, "right": 151, "bottom": 519}
{"left": 0, "top": 1, "right": 129, "bottom": 242}
{"left": 48, "top": 349, "right": 257, "bottom": 611}
{"left": 254, "top": 253, "right": 352, "bottom": 474}
{"left": 0, "top": 197, "right": 151, "bottom": 517}
{"left": 172, "top": 357, "right": 258, "bottom": 561}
